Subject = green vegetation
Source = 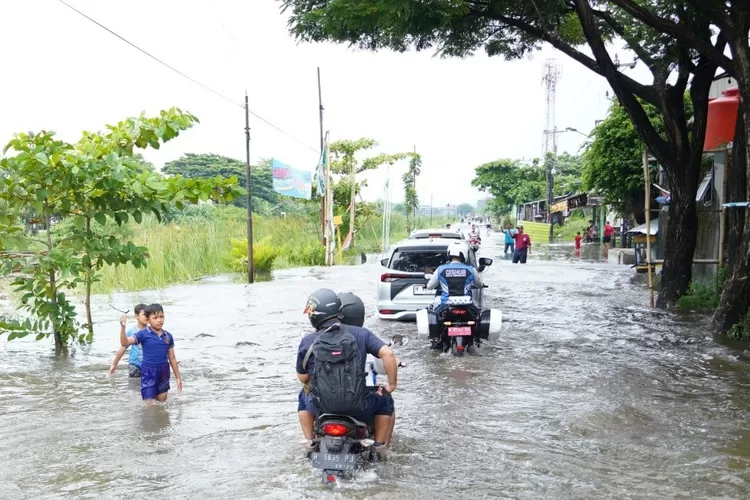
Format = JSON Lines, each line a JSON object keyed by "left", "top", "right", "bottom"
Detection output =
{"left": 676, "top": 269, "right": 725, "bottom": 313}
{"left": 471, "top": 154, "right": 583, "bottom": 220}
{"left": 0, "top": 110, "right": 243, "bottom": 349}
{"left": 70, "top": 205, "right": 451, "bottom": 294}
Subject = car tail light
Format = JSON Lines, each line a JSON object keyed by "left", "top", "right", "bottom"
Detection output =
{"left": 322, "top": 423, "right": 350, "bottom": 436}
{"left": 381, "top": 272, "right": 411, "bottom": 282}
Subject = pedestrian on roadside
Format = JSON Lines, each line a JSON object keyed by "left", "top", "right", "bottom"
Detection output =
{"left": 503, "top": 224, "right": 517, "bottom": 255}
{"left": 512, "top": 225, "right": 532, "bottom": 264}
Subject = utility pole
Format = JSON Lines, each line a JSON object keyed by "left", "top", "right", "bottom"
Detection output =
{"left": 542, "top": 58, "right": 561, "bottom": 240}
{"left": 244, "top": 92, "right": 254, "bottom": 283}
{"left": 317, "top": 68, "right": 326, "bottom": 245}
{"left": 430, "top": 194, "right": 433, "bottom": 226}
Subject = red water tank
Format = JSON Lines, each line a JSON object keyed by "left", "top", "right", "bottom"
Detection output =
{"left": 704, "top": 87, "right": 739, "bottom": 151}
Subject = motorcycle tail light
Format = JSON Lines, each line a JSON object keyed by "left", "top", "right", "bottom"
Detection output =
{"left": 322, "top": 423, "right": 350, "bottom": 436}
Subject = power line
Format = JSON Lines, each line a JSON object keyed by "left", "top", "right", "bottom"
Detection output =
{"left": 56, "top": 0, "right": 321, "bottom": 155}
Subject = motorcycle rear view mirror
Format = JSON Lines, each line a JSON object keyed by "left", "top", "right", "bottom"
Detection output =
{"left": 478, "top": 257, "right": 493, "bottom": 267}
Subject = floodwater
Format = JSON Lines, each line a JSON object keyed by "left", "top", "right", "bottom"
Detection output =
{"left": 3, "top": 225, "right": 750, "bottom": 499}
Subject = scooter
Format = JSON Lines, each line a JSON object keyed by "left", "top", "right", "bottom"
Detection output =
{"left": 308, "top": 335, "right": 407, "bottom": 484}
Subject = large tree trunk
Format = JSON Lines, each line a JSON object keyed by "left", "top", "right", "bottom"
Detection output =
{"left": 725, "top": 111, "right": 747, "bottom": 271}
{"left": 656, "top": 174, "right": 699, "bottom": 307}
{"left": 712, "top": 37, "right": 750, "bottom": 336}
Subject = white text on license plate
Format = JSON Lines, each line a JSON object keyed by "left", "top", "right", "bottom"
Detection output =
{"left": 448, "top": 326, "right": 472, "bottom": 336}
{"left": 413, "top": 285, "right": 432, "bottom": 295}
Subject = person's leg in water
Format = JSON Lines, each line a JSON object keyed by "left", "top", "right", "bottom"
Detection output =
{"left": 512, "top": 249, "right": 520, "bottom": 264}
{"left": 519, "top": 248, "right": 528, "bottom": 264}
{"left": 141, "top": 362, "right": 170, "bottom": 405}
{"left": 363, "top": 392, "right": 395, "bottom": 458}
{"left": 297, "top": 390, "right": 316, "bottom": 446}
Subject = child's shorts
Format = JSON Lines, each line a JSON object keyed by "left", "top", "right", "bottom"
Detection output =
{"left": 140, "top": 362, "right": 170, "bottom": 400}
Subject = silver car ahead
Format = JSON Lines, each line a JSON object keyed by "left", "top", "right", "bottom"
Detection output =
{"left": 377, "top": 238, "right": 491, "bottom": 321}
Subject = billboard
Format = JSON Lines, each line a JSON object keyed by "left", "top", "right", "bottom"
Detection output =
{"left": 272, "top": 159, "right": 312, "bottom": 200}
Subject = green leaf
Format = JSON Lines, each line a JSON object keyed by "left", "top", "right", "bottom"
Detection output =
{"left": 35, "top": 333, "right": 46, "bottom": 341}
{"left": 133, "top": 210, "right": 142, "bottom": 223}
{"left": 35, "top": 188, "right": 49, "bottom": 201}
{"left": 94, "top": 213, "right": 106, "bottom": 226}
{"left": 35, "top": 152, "right": 48, "bottom": 164}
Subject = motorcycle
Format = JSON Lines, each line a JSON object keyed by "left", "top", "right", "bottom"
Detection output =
{"left": 416, "top": 289, "right": 502, "bottom": 356}
{"left": 468, "top": 236, "right": 481, "bottom": 252}
{"left": 308, "top": 335, "right": 407, "bottom": 484}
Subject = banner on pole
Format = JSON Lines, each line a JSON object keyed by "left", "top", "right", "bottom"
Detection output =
{"left": 342, "top": 228, "right": 353, "bottom": 250}
{"left": 315, "top": 144, "right": 327, "bottom": 196}
{"left": 272, "top": 159, "right": 312, "bottom": 200}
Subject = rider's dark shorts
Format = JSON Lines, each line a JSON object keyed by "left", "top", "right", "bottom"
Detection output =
{"left": 297, "top": 389, "right": 394, "bottom": 421}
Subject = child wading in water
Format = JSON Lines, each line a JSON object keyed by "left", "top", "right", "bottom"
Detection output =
{"left": 120, "top": 303, "right": 183, "bottom": 402}
{"left": 109, "top": 303, "right": 148, "bottom": 378}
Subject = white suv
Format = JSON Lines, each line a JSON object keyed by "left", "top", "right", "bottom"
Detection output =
{"left": 377, "top": 238, "right": 491, "bottom": 321}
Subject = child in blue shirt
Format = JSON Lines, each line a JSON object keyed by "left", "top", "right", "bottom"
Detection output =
{"left": 109, "top": 303, "right": 147, "bottom": 378}
{"left": 120, "top": 303, "right": 183, "bottom": 402}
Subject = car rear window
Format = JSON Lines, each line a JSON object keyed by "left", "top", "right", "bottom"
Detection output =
{"left": 389, "top": 247, "right": 449, "bottom": 273}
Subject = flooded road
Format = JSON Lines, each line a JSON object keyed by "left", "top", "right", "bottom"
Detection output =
{"left": 3, "top": 226, "right": 750, "bottom": 499}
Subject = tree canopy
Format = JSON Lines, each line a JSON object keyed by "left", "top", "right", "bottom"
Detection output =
{"left": 162, "top": 153, "right": 278, "bottom": 207}
{"left": 472, "top": 154, "right": 582, "bottom": 216}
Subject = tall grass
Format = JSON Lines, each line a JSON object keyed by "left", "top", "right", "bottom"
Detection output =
{"left": 92, "top": 206, "right": 452, "bottom": 293}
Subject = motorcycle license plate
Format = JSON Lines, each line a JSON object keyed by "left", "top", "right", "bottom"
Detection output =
{"left": 448, "top": 326, "right": 472, "bottom": 336}
{"left": 310, "top": 452, "right": 358, "bottom": 471}
{"left": 413, "top": 285, "right": 432, "bottom": 295}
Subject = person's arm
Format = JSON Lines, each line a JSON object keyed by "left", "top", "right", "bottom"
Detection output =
{"left": 426, "top": 267, "right": 440, "bottom": 289}
{"left": 109, "top": 346, "right": 127, "bottom": 375}
{"left": 167, "top": 344, "right": 183, "bottom": 392}
{"left": 296, "top": 340, "right": 311, "bottom": 384}
{"left": 119, "top": 316, "right": 137, "bottom": 347}
{"left": 376, "top": 345, "right": 398, "bottom": 393}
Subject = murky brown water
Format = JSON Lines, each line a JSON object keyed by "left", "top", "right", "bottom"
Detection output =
{"left": 2, "top": 225, "right": 750, "bottom": 499}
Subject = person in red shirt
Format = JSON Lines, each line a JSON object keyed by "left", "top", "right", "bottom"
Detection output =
{"left": 511, "top": 225, "right": 532, "bottom": 264}
{"left": 574, "top": 231, "right": 582, "bottom": 249}
{"left": 602, "top": 221, "right": 615, "bottom": 247}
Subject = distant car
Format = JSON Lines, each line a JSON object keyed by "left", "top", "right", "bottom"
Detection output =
{"left": 377, "top": 238, "right": 492, "bottom": 321}
{"left": 409, "top": 228, "right": 466, "bottom": 240}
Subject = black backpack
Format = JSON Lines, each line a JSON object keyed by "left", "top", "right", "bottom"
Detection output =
{"left": 303, "top": 324, "right": 366, "bottom": 415}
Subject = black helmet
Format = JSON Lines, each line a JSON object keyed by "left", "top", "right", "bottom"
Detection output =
{"left": 303, "top": 288, "right": 342, "bottom": 329}
{"left": 338, "top": 292, "right": 365, "bottom": 327}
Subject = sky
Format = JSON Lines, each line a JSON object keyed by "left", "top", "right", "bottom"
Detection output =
{"left": 0, "top": 0, "right": 652, "bottom": 207}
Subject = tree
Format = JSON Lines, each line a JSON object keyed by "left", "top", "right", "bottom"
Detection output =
{"left": 582, "top": 98, "right": 668, "bottom": 223}
{"left": 0, "top": 109, "right": 245, "bottom": 352}
{"left": 280, "top": 0, "right": 725, "bottom": 308}
{"left": 472, "top": 159, "right": 546, "bottom": 215}
{"left": 457, "top": 203, "right": 474, "bottom": 216}
{"left": 329, "top": 138, "right": 411, "bottom": 244}
{"left": 402, "top": 153, "right": 421, "bottom": 232}
{"left": 591, "top": 0, "right": 750, "bottom": 334}
{"left": 162, "top": 153, "right": 278, "bottom": 207}
{"left": 553, "top": 152, "right": 584, "bottom": 195}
